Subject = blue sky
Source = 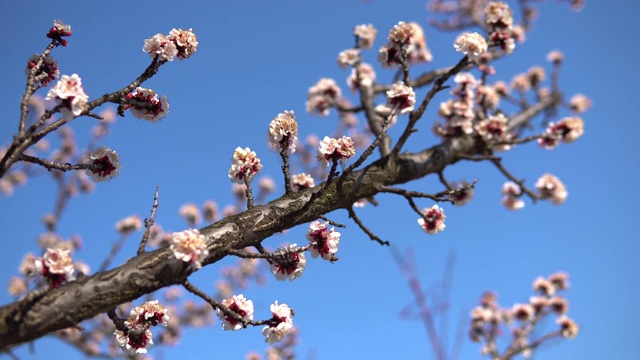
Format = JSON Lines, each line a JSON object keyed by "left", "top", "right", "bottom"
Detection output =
{"left": 0, "top": 0, "right": 638, "bottom": 359}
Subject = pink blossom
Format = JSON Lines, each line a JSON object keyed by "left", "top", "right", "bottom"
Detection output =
{"left": 45, "top": 74, "right": 88, "bottom": 120}
{"left": 170, "top": 229, "right": 209, "bottom": 269}
{"left": 269, "top": 244, "right": 306, "bottom": 281}
{"left": 417, "top": 205, "right": 446, "bottom": 235}
{"left": 262, "top": 301, "right": 294, "bottom": 344}
{"left": 386, "top": 82, "right": 416, "bottom": 114}
{"left": 306, "top": 220, "right": 341, "bottom": 260}
{"left": 217, "top": 294, "right": 254, "bottom": 331}
{"left": 85, "top": 146, "right": 121, "bottom": 182}
{"left": 228, "top": 147, "right": 263, "bottom": 183}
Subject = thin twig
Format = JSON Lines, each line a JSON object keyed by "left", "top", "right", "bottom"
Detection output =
{"left": 138, "top": 186, "right": 160, "bottom": 255}
{"left": 338, "top": 104, "right": 397, "bottom": 188}
{"left": 19, "top": 154, "right": 96, "bottom": 172}
{"left": 347, "top": 206, "right": 389, "bottom": 246}
{"left": 392, "top": 56, "right": 470, "bottom": 156}
{"left": 379, "top": 186, "right": 451, "bottom": 203}
{"left": 318, "top": 215, "right": 346, "bottom": 228}
{"left": 490, "top": 158, "right": 538, "bottom": 202}
{"left": 437, "top": 171, "right": 453, "bottom": 191}
{"left": 182, "top": 279, "right": 260, "bottom": 328}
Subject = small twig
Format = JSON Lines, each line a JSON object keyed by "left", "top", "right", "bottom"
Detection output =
{"left": 318, "top": 215, "right": 346, "bottom": 228}
{"left": 379, "top": 186, "right": 451, "bottom": 203}
{"left": 497, "top": 133, "right": 544, "bottom": 146}
{"left": 400, "top": 47, "right": 411, "bottom": 86}
{"left": 490, "top": 158, "right": 538, "bottom": 201}
{"left": 324, "top": 159, "right": 340, "bottom": 190}
{"left": 182, "top": 279, "right": 254, "bottom": 328}
{"left": 19, "top": 154, "right": 96, "bottom": 172}
{"left": 437, "top": 171, "right": 453, "bottom": 191}
{"left": 403, "top": 194, "right": 428, "bottom": 219}
{"left": 334, "top": 102, "right": 364, "bottom": 113}
{"left": 392, "top": 56, "right": 470, "bottom": 156}
{"left": 138, "top": 186, "right": 160, "bottom": 255}
{"left": 338, "top": 104, "right": 398, "bottom": 188}
{"left": 19, "top": 42, "right": 56, "bottom": 136}
{"left": 228, "top": 244, "right": 311, "bottom": 259}
{"left": 347, "top": 206, "right": 389, "bottom": 246}
{"left": 85, "top": 112, "right": 104, "bottom": 120}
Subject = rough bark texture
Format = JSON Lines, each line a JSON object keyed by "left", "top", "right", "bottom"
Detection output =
{"left": 0, "top": 135, "right": 484, "bottom": 349}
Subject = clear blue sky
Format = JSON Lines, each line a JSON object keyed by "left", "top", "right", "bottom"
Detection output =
{"left": 1, "top": 1, "right": 638, "bottom": 359}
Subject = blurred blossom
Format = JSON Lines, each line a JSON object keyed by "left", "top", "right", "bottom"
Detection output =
{"left": 179, "top": 203, "right": 201, "bottom": 227}
{"left": 115, "top": 215, "right": 142, "bottom": 234}
{"left": 8, "top": 276, "right": 27, "bottom": 297}
{"left": 202, "top": 200, "right": 219, "bottom": 223}
{"left": 417, "top": 205, "right": 446, "bottom": 235}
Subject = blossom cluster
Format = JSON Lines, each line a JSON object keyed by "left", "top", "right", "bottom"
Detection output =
{"left": 115, "top": 214, "right": 142, "bottom": 234}
{"left": 306, "top": 220, "right": 341, "bottom": 261}
{"left": 378, "top": 21, "right": 432, "bottom": 68}
{"left": 45, "top": 74, "right": 88, "bottom": 120}
{"left": 433, "top": 73, "right": 475, "bottom": 136}
{"left": 417, "top": 205, "right": 446, "bottom": 235}
{"left": 347, "top": 63, "right": 377, "bottom": 92}
{"left": 228, "top": 147, "right": 263, "bottom": 184}
{"left": 46, "top": 20, "right": 72, "bottom": 46}
{"left": 454, "top": 32, "right": 488, "bottom": 60}
{"left": 26, "top": 54, "right": 59, "bottom": 86}
{"left": 262, "top": 301, "right": 295, "bottom": 344}
{"left": 432, "top": 72, "right": 515, "bottom": 151}
{"left": 269, "top": 244, "right": 307, "bottom": 281}
{"left": 114, "top": 300, "right": 170, "bottom": 355}
{"left": 535, "top": 173, "right": 567, "bottom": 204}
{"left": 169, "top": 229, "right": 209, "bottom": 269}
{"left": 123, "top": 87, "right": 170, "bottom": 123}
{"left": 268, "top": 111, "right": 299, "bottom": 153}
{"left": 306, "top": 78, "right": 342, "bottom": 116}
{"left": 316, "top": 136, "right": 356, "bottom": 168}
{"left": 291, "top": 173, "right": 315, "bottom": 191}
{"left": 485, "top": 2, "right": 518, "bottom": 54}
{"left": 475, "top": 113, "right": 512, "bottom": 151}
{"left": 386, "top": 82, "right": 416, "bottom": 115}
{"left": 501, "top": 181, "right": 524, "bottom": 210}
{"left": 85, "top": 146, "right": 121, "bottom": 182}
{"left": 337, "top": 49, "right": 360, "bottom": 69}
{"left": 450, "top": 180, "right": 474, "bottom": 206}
{"left": 353, "top": 24, "right": 377, "bottom": 49}
{"left": 538, "top": 117, "right": 584, "bottom": 149}
{"left": 469, "top": 272, "right": 577, "bottom": 358}
{"left": 143, "top": 28, "right": 198, "bottom": 61}
{"left": 34, "top": 247, "right": 75, "bottom": 288}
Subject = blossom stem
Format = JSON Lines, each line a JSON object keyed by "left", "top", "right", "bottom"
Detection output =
{"left": 243, "top": 178, "right": 255, "bottom": 209}
{"left": 279, "top": 145, "right": 293, "bottom": 194}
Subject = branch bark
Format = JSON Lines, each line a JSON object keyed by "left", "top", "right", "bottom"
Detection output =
{"left": 0, "top": 134, "right": 485, "bottom": 350}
